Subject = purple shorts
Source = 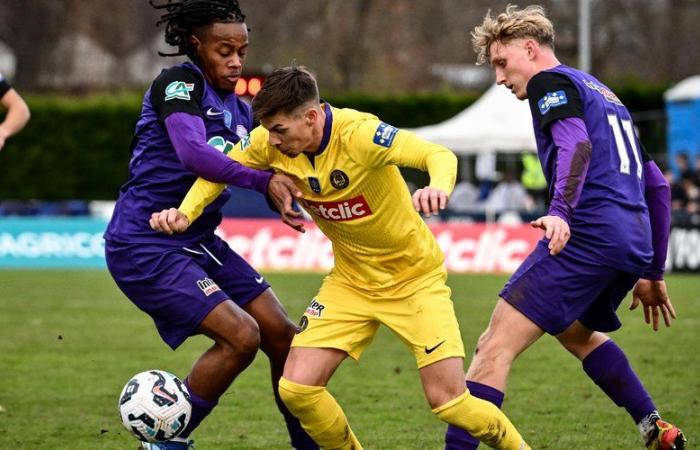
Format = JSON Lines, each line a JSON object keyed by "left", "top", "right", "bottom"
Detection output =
{"left": 500, "top": 241, "right": 639, "bottom": 335}
{"left": 105, "top": 235, "right": 270, "bottom": 349}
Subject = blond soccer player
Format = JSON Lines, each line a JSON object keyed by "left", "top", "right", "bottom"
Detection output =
{"left": 151, "top": 66, "right": 529, "bottom": 450}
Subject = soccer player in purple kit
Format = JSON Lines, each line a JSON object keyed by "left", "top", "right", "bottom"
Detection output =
{"left": 444, "top": 5, "right": 687, "bottom": 450}
{"left": 104, "top": 1, "right": 317, "bottom": 449}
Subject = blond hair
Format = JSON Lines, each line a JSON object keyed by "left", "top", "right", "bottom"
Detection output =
{"left": 472, "top": 4, "right": 554, "bottom": 65}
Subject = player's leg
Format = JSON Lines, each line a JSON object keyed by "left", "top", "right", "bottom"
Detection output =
{"left": 279, "top": 347, "right": 362, "bottom": 450}
{"left": 179, "top": 299, "right": 260, "bottom": 438}
{"left": 377, "top": 266, "right": 531, "bottom": 449}
{"left": 243, "top": 289, "right": 319, "bottom": 450}
{"left": 420, "top": 357, "right": 530, "bottom": 450}
{"left": 203, "top": 235, "right": 320, "bottom": 450}
{"left": 444, "top": 298, "right": 543, "bottom": 449}
{"left": 105, "top": 241, "right": 261, "bottom": 446}
{"left": 278, "top": 279, "right": 379, "bottom": 450}
{"left": 558, "top": 287, "right": 686, "bottom": 450}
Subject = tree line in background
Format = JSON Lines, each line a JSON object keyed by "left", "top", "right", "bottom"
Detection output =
{"left": 0, "top": 0, "right": 698, "bottom": 93}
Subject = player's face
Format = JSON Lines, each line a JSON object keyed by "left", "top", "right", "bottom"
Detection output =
{"left": 489, "top": 39, "right": 538, "bottom": 100}
{"left": 261, "top": 108, "right": 317, "bottom": 158}
{"left": 191, "top": 22, "right": 248, "bottom": 92}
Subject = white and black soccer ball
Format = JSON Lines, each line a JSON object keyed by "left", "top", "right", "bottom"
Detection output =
{"left": 118, "top": 370, "right": 191, "bottom": 442}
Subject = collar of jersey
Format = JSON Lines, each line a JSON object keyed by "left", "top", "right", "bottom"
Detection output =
{"left": 315, "top": 101, "right": 333, "bottom": 156}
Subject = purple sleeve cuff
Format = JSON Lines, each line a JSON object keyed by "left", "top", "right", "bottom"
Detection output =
{"left": 642, "top": 160, "right": 671, "bottom": 280}
{"left": 165, "top": 112, "right": 272, "bottom": 195}
{"left": 547, "top": 117, "right": 592, "bottom": 224}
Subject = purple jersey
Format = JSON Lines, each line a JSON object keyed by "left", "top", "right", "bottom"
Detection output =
{"left": 526, "top": 65, "right": 652, "bottom": 273}
{"left": 104, "top": 62, "right": 254, "bottom": 246}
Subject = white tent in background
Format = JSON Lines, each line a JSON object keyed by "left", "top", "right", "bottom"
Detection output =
{"left": 412, "top": 84, "right": 537, "bottom": 154}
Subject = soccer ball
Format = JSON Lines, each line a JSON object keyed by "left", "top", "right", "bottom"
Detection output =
{"left": 118, "top": 370, "right": 191, "bottom": 442}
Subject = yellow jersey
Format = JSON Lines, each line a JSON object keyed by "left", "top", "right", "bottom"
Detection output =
{"left": 179, "top": 104, "right": 457, "bottom": 291}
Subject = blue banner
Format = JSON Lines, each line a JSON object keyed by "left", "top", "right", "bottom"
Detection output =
{"left": 0, "top": 218, "right": 107, "bottom": 268}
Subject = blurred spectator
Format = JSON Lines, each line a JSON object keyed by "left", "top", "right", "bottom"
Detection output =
{"left": 448, "top": 180, "right": 479, "bottom": 213}
{"left": 682, "top": 173, "right": 700, "bottom": 214}
{"left": 475, "top": 152, "right": 497, "bottom": 200}
{"left": 0, "top": 72, "right": 31, "bottom": 151}
{"left": 485, "top": 170, "right": 531, "bottom": 212}
{"left": 665, "top": 169, "right": 688, "bottom": 212}
{"left": 521, "top": 153, "right": 548, "bottom": 210}
{"left": 674, "top": 152, "right": 694, "bottom": 181}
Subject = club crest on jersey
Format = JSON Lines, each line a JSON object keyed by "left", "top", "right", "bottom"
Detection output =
{"left": 308, "top": 177, "right": 321, "bottom": 193}
{"left": 164, "top": 81, "right": 195, "bottom": 101}
{"left": 305, "top": 299, "right": 325, "bottom": 317}
{"left": 330, "top": 169, "right": 349, "bottom": 189}
{"left": 583, "top": 80, "right": 623, "bottom": 105}
{"left": 197, "top": 277, "right": 221, "bottom": 296}
{"left": 373, "top": 122, "right": 399, "bottom": 147}
{"left": 538, "top": 90, "right": 568, "bottom": 115}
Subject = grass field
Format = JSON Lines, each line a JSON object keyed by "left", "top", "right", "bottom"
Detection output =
{"left": 0, "top": 270, "right": 697, "bottom": 449}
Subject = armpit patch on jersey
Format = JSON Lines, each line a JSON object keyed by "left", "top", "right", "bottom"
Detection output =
{"left": 537, "top": 90, "right": 568, "bottom": 115}
{"left": 164, "top": 81, "right": 195, "bottom": 101}
{"left": 373, "top": 122, "right": 399, "bottom": 147}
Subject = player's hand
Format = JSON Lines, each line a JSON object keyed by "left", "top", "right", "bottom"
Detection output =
{"left": 412, "top": 187, "right": 448, "bottom": 218}
{"left": 267, "top": 174, "right": 305, "bottom": 233}
{"left": 630, "top": 279, "right": 676, "bottom": 331}
{"left": 530, "top": 215, "right": 570, "bottom": 255}
{"left": 149, "top": 208, "right": 190, "bottom": 235}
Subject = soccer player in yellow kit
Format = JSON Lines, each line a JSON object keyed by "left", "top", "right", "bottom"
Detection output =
{"left": 150, "top": 66, "right": 529, "bottom": 450}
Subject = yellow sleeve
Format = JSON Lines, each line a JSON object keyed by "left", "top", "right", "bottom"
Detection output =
{"left": 178, "top": 126, "right": 273, "bottom": 223}
{"left": 347, "top": 119, "right": 458, "bottom": 194}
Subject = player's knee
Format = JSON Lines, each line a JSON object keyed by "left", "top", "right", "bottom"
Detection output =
{"left": 426, "top": 383, "right": 467, "bottom": 410}
{"left": 278, "top": 377, "right": 323, "bottom": 413}
{"left": 220, "top": 316, "right": 261, "bottom": 361}
{"left": 473, "top": 328, "right": 514, "bottom": 368}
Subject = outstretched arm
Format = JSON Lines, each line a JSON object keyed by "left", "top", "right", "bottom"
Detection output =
{"left": 0, "top": 89, "right": 31, "bottom": 150}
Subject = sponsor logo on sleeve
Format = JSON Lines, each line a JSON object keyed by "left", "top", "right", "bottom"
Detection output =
{"left": 373, "top": 122, "right": 399, "bottom": 147}
{"left": 164, "top": 81, "right": 195, "bottom": 101}
{"left": 537, "top": 90, "right": 568, "bottom": 115}
{"left": 196, "top": 277, "right": 221, "bottom": 296}
{"left": 300, "top": 195, "right": 373, "bottom": 221}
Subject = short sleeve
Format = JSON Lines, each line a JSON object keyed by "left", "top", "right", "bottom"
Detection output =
{"left": 527, "top": 71, "right": 583, "bottom": 130}
{"left": 150, "top": 66, "right": 204, "bottom": 121}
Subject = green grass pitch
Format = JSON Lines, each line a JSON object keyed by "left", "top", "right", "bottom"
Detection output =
{"left": 0, "top": 270, "right": 697, "bottom": 449}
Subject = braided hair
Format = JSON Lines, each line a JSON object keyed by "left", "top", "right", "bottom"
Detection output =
{"left": 150, "top": 0, "right": 246, "bottom": 62}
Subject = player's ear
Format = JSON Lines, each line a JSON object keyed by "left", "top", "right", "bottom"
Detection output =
{"left": 304, "top": 108, "right": 317, "bottom": 126}
{"left": 524, "top": 39, "right": 537, "bottom": 59}
{"left": 189, "top": 34, "right": 202, "bottom": 53}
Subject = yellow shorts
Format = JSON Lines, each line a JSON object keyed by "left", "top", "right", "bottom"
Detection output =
{"left": 291, "top": 266, "right": 465, "bottom": 368}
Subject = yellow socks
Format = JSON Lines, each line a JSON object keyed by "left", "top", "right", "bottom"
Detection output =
{"left": 278, "top": 377, "right": 362, "bottom": 450}
{"left": 433, "top": 391, "right": 530, "bottom": 450}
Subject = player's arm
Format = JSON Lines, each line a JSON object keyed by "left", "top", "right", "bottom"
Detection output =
{"left": 349, "top": 120, "right": 457, "bottom": 217}
{"left": 151, "top": 127, "right": 304, "bottom": 234}
{"left": 526, "top": 72, "right": 589, "bottom": 255}
{"left": 0, "top": 75, "right": 31, "bottom": 151}
{"left": 629, "top": 150, "right": 676, "bottom": 331}
{"left": 151, "top": 66, "right": 272, "bottom": 192}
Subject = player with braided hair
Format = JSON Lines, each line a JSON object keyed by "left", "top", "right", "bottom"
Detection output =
{"left": 105, "top": 1, "right": 317, "bottom": 449}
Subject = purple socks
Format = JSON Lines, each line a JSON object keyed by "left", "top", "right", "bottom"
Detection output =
{"left": 179, "top": 378, "right": 218, "bottom": 439}
{"left": 582, "top": 339, "right": 656, "bottom": 423}
{"left": 444, "top": 381, "right": 505, "bottom": 450}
